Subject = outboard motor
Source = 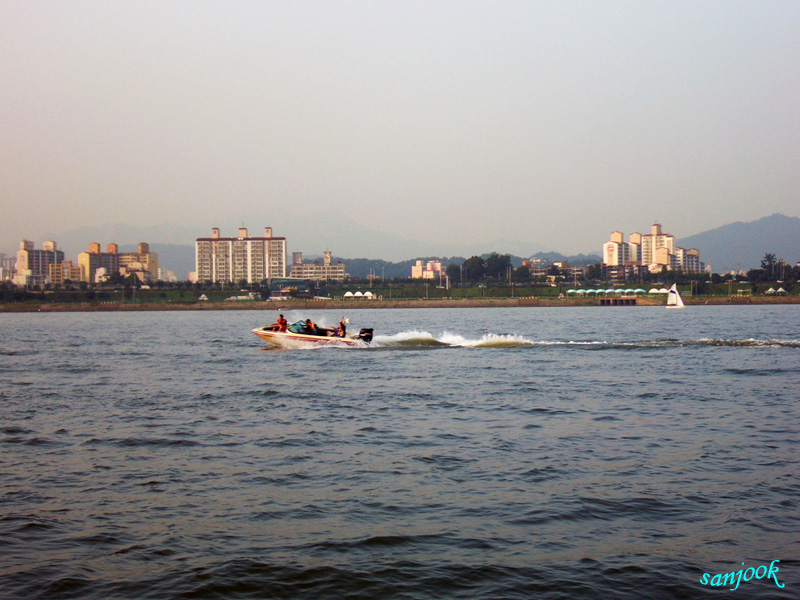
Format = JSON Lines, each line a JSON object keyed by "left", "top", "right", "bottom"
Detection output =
{"left": 356, "top": 328, "right": 374, "bottom": 344}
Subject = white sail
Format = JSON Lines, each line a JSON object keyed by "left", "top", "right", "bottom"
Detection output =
{"left": 666, "top": 283, "right": 685, "bottom": 309}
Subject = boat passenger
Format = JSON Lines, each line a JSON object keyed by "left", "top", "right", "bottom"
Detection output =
{"left": 336, "top": 317, "right": 347, "bottom": 338}
{"left": 305, "top": 319, "right": 319, "bottom": 335}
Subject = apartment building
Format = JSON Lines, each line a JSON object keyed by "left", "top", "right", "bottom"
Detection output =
{"left": 78, "top": 242, "right": 159, "bottom": 283}
{"left": 640, "top": 223, "right": 675, "bottom": 266}
{"left": 49, "top": 261, "right": 82, "bottom": 285}
{"left": 195, "top": 227, "right": 287, "bottom": 284}
{"left": 0, "top": 253, "right": 16, "bottom": 281}
{"left": 602, "top": 232, "right": 630, "bottom": 266}
{"left": 118, "top": 243, "right": 159, "bottom": 282}
{"left": 289, "top": 251, "right": 346, "bottom": 282}
{"left": 78, "top": 243, "right": 119, "bottom": 283}
{"left": 674, "top": 247, "right": 701, "bottom": 272}
{"left": 411, "top": 260, "right": 443, "bottom": 279}
{"left": 603, "top": 224, "right": 702, "bottom": 274}
{"left": 13, "top": 240, "right": 64, "bottom": 286}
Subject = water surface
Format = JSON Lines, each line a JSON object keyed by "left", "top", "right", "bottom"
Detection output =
{"left": 1, "top": 306, "right": 798, "bottom": 598}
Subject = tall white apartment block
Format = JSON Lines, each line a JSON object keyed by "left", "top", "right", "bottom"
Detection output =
{"left": 675, "top": 247, "right": 701, "bottom": 272}
{"left": 602, "top": 224, "right": 701, "bottom": 273}
{"left": 602, "top": 231, "right": 630, "bottom": 266}
{"left": 640, "top": 223, "right": 675, "bottom": 266}
{"left": 195, "top": 227, "right": 287, "bottom": 284}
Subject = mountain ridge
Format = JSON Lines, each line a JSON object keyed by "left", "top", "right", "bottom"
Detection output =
{"left": 677, "top": 213, "right": 799, "bottom": 272}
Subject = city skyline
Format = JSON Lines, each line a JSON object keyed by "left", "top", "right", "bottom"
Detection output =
{"left": 4, "top": 212, "right": 799, "bottom": 279}
{"left": 4, "top": 213, "right": 799, "bottom": 285}
{"left": 3, "top": 2, "right": 799, "bottom": 260}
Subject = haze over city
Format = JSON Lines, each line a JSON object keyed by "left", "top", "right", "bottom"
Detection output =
{"left": 2, "top": 1, "right": 799, "bottom": 260}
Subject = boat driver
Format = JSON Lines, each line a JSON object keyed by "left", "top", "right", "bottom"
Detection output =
{"left": 268, "top": 314, "right": 288, "bottom": 332}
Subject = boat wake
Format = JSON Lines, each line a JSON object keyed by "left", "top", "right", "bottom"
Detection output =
{"left": 370, "top": 331, "right": 800, "bottom": 350}
{"left": 371, "top": 330, "right": 538, "bottom": 348}
{"left": 258, "top": 327, "right": 800, "bottom": 351}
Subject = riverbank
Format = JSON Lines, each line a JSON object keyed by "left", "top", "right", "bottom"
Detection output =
{"left": 2, "top": 295, "right": 798, "bottom": 312}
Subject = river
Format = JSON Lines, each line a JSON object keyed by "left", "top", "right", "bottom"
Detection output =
{"left": 1, "top": 306, "right": 798, "bottom": 598}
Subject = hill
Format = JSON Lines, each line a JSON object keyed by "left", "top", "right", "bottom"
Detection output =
{"left": 677, "top": 213, "right": 800, "bottom": 272}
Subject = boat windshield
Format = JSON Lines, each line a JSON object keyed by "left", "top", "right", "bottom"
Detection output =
{"left": 288, "top": 321, "right": 307, "bottom": 334}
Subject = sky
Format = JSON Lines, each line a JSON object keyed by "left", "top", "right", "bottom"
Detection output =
{"left": 2, "top": 1, "right": 799, "bottom": 261}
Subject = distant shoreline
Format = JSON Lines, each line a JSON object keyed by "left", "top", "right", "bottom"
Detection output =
{"left": 2, "top": 295, "right": 798, "bottom": 313}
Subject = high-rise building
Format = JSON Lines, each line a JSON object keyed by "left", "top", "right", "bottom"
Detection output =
{"left": 640, "top": 223, "right": 674, "bottom": 266}
{"left": 13, "top": 240, "right": 64, "bottom": 286}
{"left": 77, "top": 242, "right": 158, "bottom": 283}
{"left": 675, "top": 247, "right": 701, "bottom": 273}
{"left": 118, "top": 243, "right": 159, "bottom": 283}
{"left": 195, "top": 227, "right": 287, "bottom": 284}
{"left": 0, "top": 253, "right": 15, "bottom": 281}
{"left": 79, "top": 243, "right": 118, "bottom": 283}
{"left": 49, "top": 261, "right": 82, "bottom": 285}
{"left": 602, "top": 231, "right": 630, "bottom": 266}
{"left": 602, "top": 224, "right": 701, "bottom": 274}
{"left": 289, "top": 250, "right": 346, "bottom": 282}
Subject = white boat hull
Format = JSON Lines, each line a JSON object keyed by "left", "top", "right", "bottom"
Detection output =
{"left": 252, "top": 327, "right": 366, "bottom": 348}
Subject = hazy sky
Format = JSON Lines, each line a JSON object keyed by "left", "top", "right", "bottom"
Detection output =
{"left": 2, "top": 1, "right": 799, "bottom": 259}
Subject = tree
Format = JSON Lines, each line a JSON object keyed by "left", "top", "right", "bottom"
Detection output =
{"left": 484, "top": 253, "right": 512, "bottom": 279}
{"left": 760, "top": 253, "right": 778, "bottom": 280}
{"left": 445, "top": 263, "right": 461, "bottom": 284}
{"left": 512, "top": 265, "right": 531, "bottom": 283}
{"left": 585, "top": 263, "right": 602, "bottom": 281}
{"left": 462, "top": 256, "right": 485, "bottom": 281}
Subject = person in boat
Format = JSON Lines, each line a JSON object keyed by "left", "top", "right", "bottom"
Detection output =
{"left": 336, "top": 317, "right": 347, "bottom": 338}
{"left": 305, "top": 318, "right": 319, "bottom": 336}
{"left": 266, "top": 314, "right": 288, "bottom": 332}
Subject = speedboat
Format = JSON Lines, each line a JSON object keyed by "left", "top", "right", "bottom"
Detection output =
{"left": 252, "top": 320, "right": 373, "bottom": 348}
